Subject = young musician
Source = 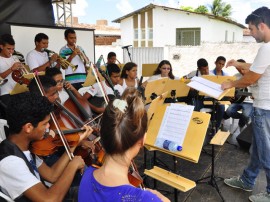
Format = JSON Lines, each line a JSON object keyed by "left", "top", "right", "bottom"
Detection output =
{"left": 184, "top": 58, "right": 209, "bottom": 79}
{"left": 79, "top": 63, "right": 124, "bottom": 113}
{"left": 78, "top": 88, "right": 169, "bottom": 202}
{"left": 209, "top": 56, "right": 229, "bottom": 76}
{"left": 45, "top": 67, "right": 84, "bottom": 105}
{"left": 26, "top": 33, "right": 59, "bottom": 72}
{"left": 142, "top": 60, "right": 177, "bottom": 88}
{"left": 59, "top": 28, "right": 88, "bottom": 90}
{"left": 0, "top": 92, "right": 92, "bottom": 201}
{"left": 119, "top": 62, "right": 138, "bottom": 90}
{"left": 0, "top": 34, "right": 21, "bottom": 117}
{"left": 107, "top": 52, "right": 117, "bottom": 65}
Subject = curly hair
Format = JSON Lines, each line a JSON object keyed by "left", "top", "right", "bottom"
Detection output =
{"left": 100, "top": 88, "right": 147, "bottom": 155}
{"left": 6, "top": 92, "right": 53, "bottom": 135}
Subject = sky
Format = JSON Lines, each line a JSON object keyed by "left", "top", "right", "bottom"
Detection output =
{"left": 67, "top": 0, "right": 270, "bottom": 27}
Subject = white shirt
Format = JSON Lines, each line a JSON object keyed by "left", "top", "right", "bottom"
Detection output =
{"left": 26, "top": 49, "right": 49, "bottom": 71}
{"left": 249, "top": 42, "right": 270, "bottom": 110}
{"left": 59, "top": 89, "right": 69, "bottom": 104}
{"left": 79, "top": 80, "right": 124, "bottom": 97}
{"left": 0, "top": 151, "right": 43, "bottom": 200}
{"left": 121, "top": 79, "right": 138, "bottom": 91}
{"left": 0, "top": 56, "right": 17, "bottom": 95}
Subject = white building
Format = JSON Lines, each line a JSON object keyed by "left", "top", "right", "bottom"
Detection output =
{"left": 113, "top": 4, "right": 246, "bottom": 47}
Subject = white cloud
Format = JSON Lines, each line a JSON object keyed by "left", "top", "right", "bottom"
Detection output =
{"left": 72, "top": 0, "right": 89, "bottom": 17}
{"left": 116, "top": 0, "right": 134, "bottom": 15}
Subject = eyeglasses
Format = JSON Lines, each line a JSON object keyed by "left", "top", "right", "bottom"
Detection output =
{"left": 161, "top": 68, "right": 171, "bottom": 70}
{"left": 56, "top": 79, "right": 65, "bottom": 85}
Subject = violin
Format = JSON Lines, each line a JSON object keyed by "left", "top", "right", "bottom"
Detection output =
{"left": 11, "top": 69, "right": 30, "bottom": 85}
{"left": 30, "top": 128, "right": 84, "bottom": 156}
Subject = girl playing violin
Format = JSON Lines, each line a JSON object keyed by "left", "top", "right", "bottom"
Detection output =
{"left": 119, "top": 62, "right": 139, "bottom": 91}
{"left": 78, "top": 88, "right": 169, "bottom": 202}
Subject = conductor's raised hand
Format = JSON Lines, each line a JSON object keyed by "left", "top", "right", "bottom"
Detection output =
{"left": 225, "top": 59, "right": 237, "bottom": 68}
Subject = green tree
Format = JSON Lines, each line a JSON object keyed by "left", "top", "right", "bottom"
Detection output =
{"left": 210, "top": 0, "right": 232, "bottom": 18}
{"left": 180, "top": 6, "right": 194, "bottom": 12}
{"left": 194, "top": 5, "right": 208, "bottom": 14}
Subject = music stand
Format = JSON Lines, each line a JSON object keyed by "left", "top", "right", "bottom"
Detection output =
{"left": 189, "top": 76, "right": 233, "bottom": 202}
{"left": 163, "top": 79, "right": 190, "bottom": 102}
{"left": 144, "top": 78, "right": 168, "bottom": 104}
{"left": 144, "top": 104, "right": 211, "bottom": 202}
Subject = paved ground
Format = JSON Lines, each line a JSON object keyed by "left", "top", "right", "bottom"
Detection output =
{"left": 135, "top": 119, "right": 266, "bottom": 202}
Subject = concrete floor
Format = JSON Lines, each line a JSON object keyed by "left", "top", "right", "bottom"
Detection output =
{"left": 135, "top": 119, "right": 266, "bottom": 202}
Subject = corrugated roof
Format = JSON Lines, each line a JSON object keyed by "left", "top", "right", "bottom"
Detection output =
{"left": 112, "top": 3, "right": 246, "bottom": 29}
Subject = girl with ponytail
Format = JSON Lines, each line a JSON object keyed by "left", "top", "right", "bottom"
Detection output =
{"left": 78, "top": 87, "right": 169, "bottom": 202}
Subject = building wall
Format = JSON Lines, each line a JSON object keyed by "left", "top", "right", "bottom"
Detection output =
{"left": 120, "top": 18, "right": 134, "bottom": 47}
{"left": 96, "top": 42, "right": 260, "bottom": 79}
{"left": 152, "top": 7, "right": 243, "bottom": 47}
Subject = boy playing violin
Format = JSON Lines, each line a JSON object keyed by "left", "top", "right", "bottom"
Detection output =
{"left": 0, "top": 92, "right": 92, "bottom": 201}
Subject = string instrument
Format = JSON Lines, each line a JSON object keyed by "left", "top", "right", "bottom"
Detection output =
{"left": 11, "top": 69, "right": 31, "bottom": 85}
{"left": 32, "top": 72, "right": 75, "bottom": 160}
{"left": 30, "top": 128, "right": 84, "bottom": 156}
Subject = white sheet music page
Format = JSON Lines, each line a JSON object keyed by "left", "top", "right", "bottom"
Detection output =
{"left": 156, "top": 103, "right": 194, "bottom": 147}
{"left": 187, "top": 76, "right": 223, "bottom": 99}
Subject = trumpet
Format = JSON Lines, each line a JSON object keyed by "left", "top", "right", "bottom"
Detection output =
{"left": 11, "top": 54, "right": 29, "bottom": 74}
{"left": 74, "top": 44, "right": 91, "bottom": 70}
{"left": 43, "top": 49, "right": 78, "bottom": 72}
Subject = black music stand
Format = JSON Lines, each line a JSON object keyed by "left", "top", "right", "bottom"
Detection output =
{"left": 196, "top": 98, "right": 226, "bottom": 202}
{"left": 122, "top": 45, "right": 132, "bottom": 62}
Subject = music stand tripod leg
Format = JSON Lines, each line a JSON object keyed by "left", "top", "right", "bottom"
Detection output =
{"left": 196, "top": 99, "right": 225, "bottom": 202}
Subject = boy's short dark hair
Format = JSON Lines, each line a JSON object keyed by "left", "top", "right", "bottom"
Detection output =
{"left": 107, "top": 52, "right": 116, "bottom": 59}
{"left": 107, "top": 63, "right": 120, "bottom": 76}
{"left": 215, "top": 56, "right": 226, "bottom": 63}
{"left": 197, "top": 58, "right": 208, "bottom": 69}
{"left": 0, "top": 34, "right": 15, "bottom": 46}
{"left": 7, "top": 92, "right": 53, "bottom": 135}
{"left": 64, "top": 28, "right": 76, "bottom": 38}
{"left": 45, "top": 67, "right": 62, "bottom": 78}
{"left": 28, "top": 76, "right": 57, "bottom": 94}
{"left": 34, "top": 33, "right": 48, "bottom": 43}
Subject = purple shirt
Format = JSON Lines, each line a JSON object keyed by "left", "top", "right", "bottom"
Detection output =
{"left": 78, "top": 166, "right": 162, "bottom": 202}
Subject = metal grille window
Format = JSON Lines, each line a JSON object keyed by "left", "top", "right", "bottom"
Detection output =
{"left": 134, "top": 29, "right": 138, "bottom": 40}
{"left": 148, "top": 28, "right": 153, "bottom": 40}
{"left": 176, "top": 28, "right": 201, "bottom": 46}
{"left": 141, "top": 29, "right": 145, "bottom": 39}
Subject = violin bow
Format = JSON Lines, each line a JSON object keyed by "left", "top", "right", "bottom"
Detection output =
{"left": 33, "top": 71, "right": 74, "bottom": 160}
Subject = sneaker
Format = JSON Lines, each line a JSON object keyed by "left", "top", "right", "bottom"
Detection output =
{"left": 249, "top": 192, "right": 270, "bottom": 202}
{"left": 224, "top": 176, "right": 253, "bottom": 192}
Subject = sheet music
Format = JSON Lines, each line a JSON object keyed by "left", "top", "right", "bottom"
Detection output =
{"left": 155, "top": 103, "right": 194, "bottom": 147}
{"left": 187, "top": 76, "right": 224, "bottom": 99}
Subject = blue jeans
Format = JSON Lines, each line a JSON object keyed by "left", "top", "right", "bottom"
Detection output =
{"left": 225, "top": 102, "right": 253, "bottom": 127}
{"left": 240, "top": 107, "right": 270, "bottom": 193}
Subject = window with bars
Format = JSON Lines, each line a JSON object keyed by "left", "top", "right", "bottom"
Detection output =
{"left": 176, "top": 28, "right": 201, "bottom": 46}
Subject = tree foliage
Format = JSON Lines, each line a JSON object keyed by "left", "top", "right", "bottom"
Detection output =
{"left": 194, "top": 5, "right": 208, "bottom": 14}
{"left": 180, "top": 6, "right": 194, "bottom": 12}
{"left": 210, "top": 0, "right": 232, "bottom": 18}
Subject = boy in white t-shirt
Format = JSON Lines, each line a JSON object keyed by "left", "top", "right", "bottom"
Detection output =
{"left": 0, "top": 92, "right": 92, "bottom": 201}
{"left": 79, "top": 63, "right": 124, "bottom": 113}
